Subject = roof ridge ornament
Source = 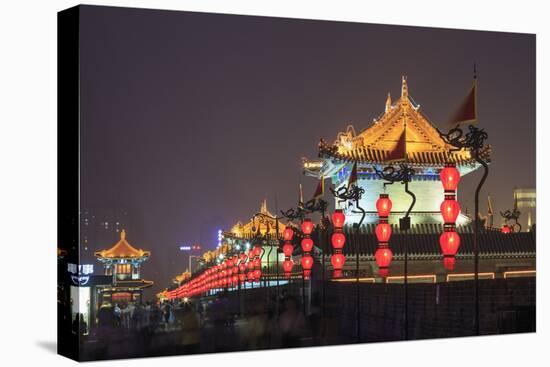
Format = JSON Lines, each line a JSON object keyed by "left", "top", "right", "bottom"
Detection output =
{"left": 120, "top": 229, "right": 126, "bottom": 240}
{"left": 401, "top": 75, "right": 408, "bottom": 99}
{"left": 385, "top": 92, "right": 392, "bottom": 112}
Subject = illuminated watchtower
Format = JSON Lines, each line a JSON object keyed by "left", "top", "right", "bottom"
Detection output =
{"left": 95, "top": 230, "right": 153, "bottom": 303}
{"left": 303, "top": 77, "right": 491, "bottom": 227}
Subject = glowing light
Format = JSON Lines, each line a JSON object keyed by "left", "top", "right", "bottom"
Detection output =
{"left": 446, "top": 272, "right": 495, "bottom": 281}
{"left": 386, "top": 274, "right": 437, "bottom": 283}
{"left": 440, "top": 164, "right": 461, "bottom": 192}
{"left": 301, "top": 219, "right": 314, "bottom": 235}
{"left": 376, "top": 194, "right": 392, "bottom": 218}
{"left": 503, "top": 270, "right": 536, "bottom": 279}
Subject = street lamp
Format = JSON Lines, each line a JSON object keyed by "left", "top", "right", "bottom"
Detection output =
{"left": 500, "top": 207, "right": 521, "bottom": 233}
{"left": 375, "top": 165, "right": 416, "bottom": 341}
{"left": 438, "top": 124, "right": 489, "bottom": 336}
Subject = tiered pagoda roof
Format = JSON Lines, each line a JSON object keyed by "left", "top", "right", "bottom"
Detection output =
{"left": 95, "top": 230, "right": 150, "bottom": 261}
{"left": 306, "top": 76, "right": 491, "bottom": 176}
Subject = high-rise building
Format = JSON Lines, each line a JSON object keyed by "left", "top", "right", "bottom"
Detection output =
{"left": 514, "top": 188, "right": 536, "bottom": 231}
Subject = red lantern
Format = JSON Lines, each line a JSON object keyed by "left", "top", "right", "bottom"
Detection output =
{"left": 332, "top": 209, "right": 346, "bottom": 229}
{"left": 253, "top": 246, "right": 262, "bottom": 257}
{"left": 440, "top": 199, "right": 461, "bottom": 224}
{"left": 376, "top": 194, "right": 392, "bottom": 218}
{"left": 239, "top": 273, "right": 246, "bottom": 282}
{"left": 239, "top": 253, "right": 247, "bottom": 262}
{"left": 302, "top": 256, "right": 313, "bottom": 279}
{"left": 375, "top": 247, "right": 393, "bottom": 270}
{"left": 253, "top": 258, "right": 261, "bottom": 268}
{"left": 283, "top": 226, "right": 294, "bottom": 241}
{"left": 331, "top": 253, "right": 345, "bottom": 271}
{"left": 331, "top": 232, "right": 345, "bottom": 249}
{"left": 247, "top": 272, "right": 254, "bottom": 282}
{"left": 283, "top": 243, "right": 294, "bottom": 257}
{"left": 301, "top": 238, "right": 314, "bottom": 252}
{"left": 253, "top": 269, "right": 262, "bottom": 281}
{"left": 375, "top": 223, "right": 392, "bottom": 243}
{"left": 282, "top": 259, "right": 293, "bottom": 273}
{"left": 501, "top": 225, "right": 511, "bottom": 234}
{"left": 301, "top": 219, "right": 314, "bottom": 235}
{"left": 248, "top": 261, "right": 255, "bottom": 270}
{"left": 239, "top": 263, "right": 246, "bottom": 272}
{"left": 301, "top": 254, "right": 314, "bottom": 270}
{"left": 440, "top": 164, "right": 460, "bottom": 192}
{"left": 439, "top": 231, "right": 461, "bottom": 257}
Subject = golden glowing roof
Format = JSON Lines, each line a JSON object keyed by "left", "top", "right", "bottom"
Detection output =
{"left": 95, "top": 230, "right": 150, "bottom": 260}
{"left": 174, "top": 271, "right": 191, "bottom": 284}
{"left": 229, "top": 200, "right": 287, "bottom": 238}
{"left": 318, "top": 76, "right": 490, "bottom": 166}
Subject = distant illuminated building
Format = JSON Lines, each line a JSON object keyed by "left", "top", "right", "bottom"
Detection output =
{"left": 514, "top": 188, "right": 536, "bottom": 231}
{"left": 95, "top": 230, "right": 153, "bottom": 303}
{"left": 303, "top": 77, "right": 491, "bottom": 227}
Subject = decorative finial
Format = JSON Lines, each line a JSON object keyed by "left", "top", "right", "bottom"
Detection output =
{"left": 385, "top": 92, "right": 392, "bottom": 112}
{"left": 473, "top": 63, "right": 477, "bottom": 80}
{"left": 121, "top": 229, "right": 126, "bottom": 240}
{"left": 260, "top": 199, "right": 267, "bottom": 213}
{"left": 401, "top": 75, "right": 408, "bottom": 98}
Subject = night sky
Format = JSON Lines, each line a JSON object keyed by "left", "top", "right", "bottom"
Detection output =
{"left": 79, "top": 5, "right": 535, "bottom": 296}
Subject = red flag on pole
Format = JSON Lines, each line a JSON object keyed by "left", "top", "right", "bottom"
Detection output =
{"left": 348, "top": 163, "right": 358, "bottom": 188}
{"left": 387, "top": 128, "right": 407, "bottom": 163}
{"left": 312, "top": 176, "right": 324, "bottom": 200}
{"left": 448, "top": 79, "right": 477, "bottom": 127}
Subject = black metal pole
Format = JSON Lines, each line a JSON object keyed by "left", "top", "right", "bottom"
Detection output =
{"left": 356, "top": 235, "right": 361, "bottom": 343}
{"left": 321, "top": 226, "right": 326, "bottom": 320}
{"left": 275, "top": 217, "right": 280, "bottom": 320}
{"left": 302, "top": 272, "right": 307, "bottom": 317}
{"left": 474, "top": 150, "right": 489, "bottom": 336}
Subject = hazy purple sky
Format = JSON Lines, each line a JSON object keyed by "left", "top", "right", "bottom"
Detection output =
{"left": 79, "top": 5, "right": 535, "bottom": 295}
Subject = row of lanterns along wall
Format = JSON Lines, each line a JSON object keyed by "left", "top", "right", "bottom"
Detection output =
{"left": 165, "top": 244, "right": 264, "bottom": 301}
{"left": 170, "top": 162, "right": 516, "bottom": 300}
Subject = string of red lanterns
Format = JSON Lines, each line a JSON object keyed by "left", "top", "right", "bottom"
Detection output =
{"left": 439, "top": 163, "right": 461, "bottom": 271}
{"left": 330, "top": 209, "right": 346, "bottom": 278}
{"left": 300, "top": 218, "right": 315, "bottom": 279}
{"left": 282, "top": 226, "right": 294, "bottom": 278}
{"left": 375, "top": 194, "right": 393, "bottom": 278}
{"left": 252, "top": 245, "right": 263, "bottom": 282}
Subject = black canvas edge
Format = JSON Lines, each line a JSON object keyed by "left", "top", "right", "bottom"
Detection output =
{"left": 57, "top": 5, "right": 81, "bottom": 362}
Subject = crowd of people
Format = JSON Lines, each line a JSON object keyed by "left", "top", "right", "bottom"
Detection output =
{"left": 79, "top": 289, "right": 338, "bottom": 359}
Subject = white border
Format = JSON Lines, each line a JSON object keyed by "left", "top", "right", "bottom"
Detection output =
{"left": 0, "top": 1, "right": 547, "bottom": 366}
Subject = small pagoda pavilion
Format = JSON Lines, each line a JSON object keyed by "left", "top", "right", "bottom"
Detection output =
{"left": 304, "top": 76, "right": 492, "bottom": 227}
{"left": 95, "top": 230, "right": 153, "bottom": 304}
